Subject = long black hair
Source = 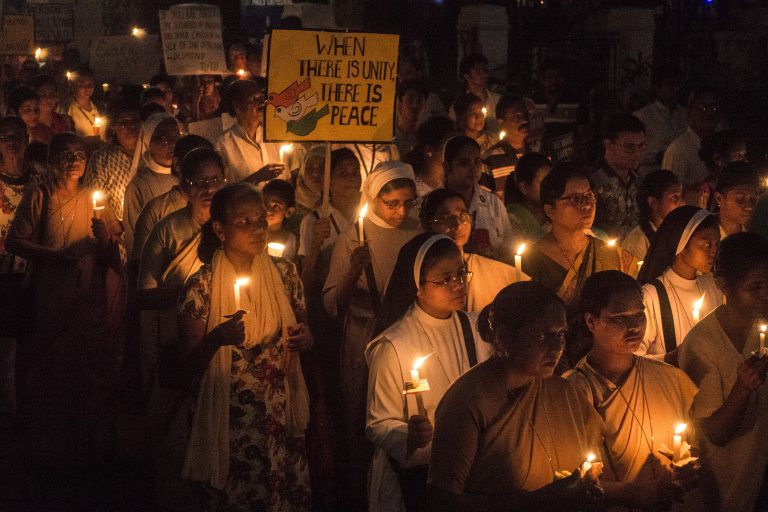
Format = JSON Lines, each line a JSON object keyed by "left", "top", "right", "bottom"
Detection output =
{"left": 637, "top": 205, "right": 718, "bottom": 284}
{"left": 198, "top": 183, "right": 263, "bottom": 264}
{"left": 637, "top": 170, "right": 680, "bottom": 240}
{"left": 504, "top": 152, "right": 550, "bottom": 206}
{"left": 373, "top": 233, "right": 461, "bottom": 337}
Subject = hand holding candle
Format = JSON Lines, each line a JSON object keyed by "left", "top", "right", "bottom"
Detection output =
{"left": 580, "top": 452, "right": 596, "bottom": 478}
{"left": 279, "top": 143, "right": 294, "bottom": 165}
{"left": 673, "top": 423, "right": 686, "bottom": 462}
{"left": 407, "top": 353, "right": 434, "bottom": 417}
{"left": 358, "top": 203, "right": 368, "bottom": 246}
{"left": 91, "top": 191, "right": 105, "bottom": 219}
{"left": 233, "top": 277, "right": 250, "bottom": 312}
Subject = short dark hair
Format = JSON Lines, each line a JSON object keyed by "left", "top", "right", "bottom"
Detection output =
{"left": 179, "top": 147, "right": 224, "bottom": 183}
{"left": 7, "top": 85, "right": 38, "bottom": 115}
{"left": 0, "top": 116, "right": 27, "bottom": 138}
{"left": 459, "top": 53, "right": 488, "bottom": 79}
{"left": 505, "top": 152, "right": 551, "bottom": 206}
{"left": 637, "top": 170, "right": 680, "bottom": 228}
{"left": 495, "top": 94, "right": 525, "bottom": 121}
{"left": 539, "top": 162, "right": 591, "bottom": 207}
{"left": 603, "top": 113, "right": 645, "bottom": 140}
{"left": 452, "top": 92, "right": 483, "bottom": 120}
{"left": 714, "top": 232, "right": 768, "bottom": 293}
{"left": 140, "top": 103, "right": 166, "bottom": 121}
{"left": 443, "top": 135, "right": 479, "bottom": 171}
{"left": 579, "top": 270, "right": 642, "bottom": 317}
{"left": 419, "top": 188, "right": 466, "bottom": 229}
{"left": 49, "top": 132, "right": 84, "bottom": 164}
{"left": 174, "top": 134, "right": 214, "bottom": 161}
{"left": 699, "top": 129, "right": 746, "bottom": 168}
{"left": 330, "top": 148, "right": 359, "bottom": 174}
{"left": 141, "top": 86, "right": 166, "bottom": 106}
{"left": 716, "top": 161, "right": 759, "bottom": 194}
{"left": 263, "top": 178, "right": 296, "bottom": 208}
{"left": 226, "top": 78, "right": 265, "bottom": 116}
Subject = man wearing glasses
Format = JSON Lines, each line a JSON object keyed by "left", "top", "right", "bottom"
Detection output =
{"left": 592, "top": 113, "right": 646, "bottom": 239}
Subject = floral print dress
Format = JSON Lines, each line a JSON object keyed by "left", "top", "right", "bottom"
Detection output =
{"left": 178, "top": 258, "right": 311, "bottom": 512}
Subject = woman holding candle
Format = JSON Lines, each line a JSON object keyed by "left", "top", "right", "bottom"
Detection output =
{"left": 636, "top": 206, "right": 723, "bottom": 364}
{"left": 427, "top": 281, "right": 604, "bottom": 511}
{"left": 31, "top": 75, "right": 73, "bottom": 135}
{"left": 420, "top": 188, "right": 525, "bottom": 311}
{"left": 453, "top": 92, "right": 496, "bottom": 153}
{"left": 523, "top": 162, "right": 638, "bottom": 307}
{"left": 678, "top": 233, "right": 768, "bottom": 511}
{"left": 65, "top": 67, "right": 106, "bottom": 141}
{"left": 263, "top": 179, "right": 298, "bottom": 262}
{"left": 5, "top": 132, "right": 124, "bottom": 476}
{"left": 503, "top": 152, "right": 552, "bottom": 243}
{"left": 621, "top": 170, "right": 684, "bottom": 261}
{"left": 565, "top": 271, "right": 704, "bottom": 510}
{"left": 322, "top": 160, "right": 421, "bottom": 510}
{"left": 175, "top": 182, "right": 312, "bottom": 511}
{"left": 366, "top": 233, "right": 492, "bottom": 511}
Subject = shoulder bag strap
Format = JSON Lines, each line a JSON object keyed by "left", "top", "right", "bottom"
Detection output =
{"left": 651, "top": 278, "right": 677, "bottom": 352}
{"left": 458, "top": 311, "right": 478, "bottom": 367}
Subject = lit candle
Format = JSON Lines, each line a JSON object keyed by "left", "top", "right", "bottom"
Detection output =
{"left": 515, "top": 243, "right": 526, "bottom": 282}
{"left": 673, "top": 423, "right": 687, "bottom": 462}
{"left": 499, "top": 130, "right": 506, "bottom": 141}
{"left": 692, "top": 295, "right": 704, "bottom": 323}
{"left": 580, "top": 452, "right": 596, "bottom": 478}
{"left": 142, "top": 83, "right": 150, "bottom": 89}
{"left": 279, "top": 143, "right": 294, "bottom": 165}
{"left": 410, "top": 354, "right": 434, "bottom": 417}
{"left": 131, "top": 26, "right": 144, "bottom": 38}
{"left": 93, "top": 116, "right": 103, "bottom": 137}
{"left": 267, "top": 242, "right": 285, "bottom": 258}
{"left": 233, "top": 277, "right": 250, "bottom": 312}
{"left": 102, "top": 82, "right": 109, "bottom": 93}
{"left": 760, "top": 324, "right": 767, "bottom": 355}
{"left": 91, "top": 191, "right": 105, "bottom": 219}
{"left": 637, "top": 260, "right": 644, "bottom": 271}
{"left": 358, "top": 203, "right": 368, "bottom": 246}
{"left": 66, "top": 71, "right": 73, "bottom": 81}
{"left": 236, "top": 68, "right": 246, "bottom": 78}
{"left": 607, "top": 239, "right": 617, "bottom": 247}
{"left": 34, "top": 48, "right": 42, "bottom": 63}
{"left": 481, "top": 107, "right": 487, "bottom": 117}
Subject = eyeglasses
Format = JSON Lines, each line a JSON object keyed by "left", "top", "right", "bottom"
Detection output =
{"left": 534, "top": 329, "right": 568, "bottom": 348}
{"left": 56, "top": 150, "right": 87, "bottom": 163}
{"left": 618, "top": 142, "right": 648, "bottom": 154}
{"left": 601, "top": 312, "right": 646, "bottom": 329}
{"left": 430, "top": 211, "right": 472, "bottom": 228}
{"left": 379, "top": 197, "right": 417, "bottom": 211}
{"left": 556, "top": 191, "right": 596, "bottom": 208}
{"left": 422, "top": 270, "right": 473, "bottom": 287}
{"left": 184, "top": 176, "right": 226, "bottom": 190}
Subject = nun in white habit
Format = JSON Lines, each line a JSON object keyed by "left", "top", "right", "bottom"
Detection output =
{"left": 365, "top": 233, "right": 491, "bottom": 512}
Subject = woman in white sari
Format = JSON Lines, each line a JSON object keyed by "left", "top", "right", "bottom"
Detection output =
{"left": 366, "top": 233, "right": 492, "bottom": 511}
{"left": 679, "top": 233, "right": 768, "bottom": 512}
{"left": 175, "top": 183, "right": 313, "bottom": 511}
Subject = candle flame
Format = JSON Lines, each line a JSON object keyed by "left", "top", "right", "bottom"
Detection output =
{"left": 499, "top": 130, "right": 506, "bottom": 140}
{"left": 586, "top": 452, "right": 596, "bottom": 463}
{"left": 761, "top": 324, "right": 767, "bottom": 333}
{"left": 66, "top": 71, "right": 73, "bottom": 80}
{"left": 516, "top": 243, "right": 526, "bottom": 256}
{"left": 35, "top": 48, "right": 42, "bottom": 60}
{"left": 131, "top": 27, "right": 144, "bottom": 38}
{"left": 236, "top": 68, "right": 246, "bottom": 78}
{"left": 607, "top": 239, "right": 617, "bottom": 247}
{"left": 637, "top": 260, "right": 644, "bottom": 268}
{"left": 279, "top": 143, "right": 294, "bottom": 157}
{"left": 142, "top": 83, "right": 150, "bottom": 89}
{"left": 412, "top": 352, "right": 435, "bottom": 371}
{"left": 693, "top": 295, "right": 705, "bottom": 310}
{"left": 102, "top": 82, "right": 109, "bottom": 92}
{"left": 359, "top": 203, "right": 368, "bottom": 220}
{"left": 92, "top": 190, "right": 103, "bottom": 207}
{"left": 481, "top": 107, "right": 487, "bottom": 116}
{"left": 94, "top": 116, "right": 103, "bottom": 127}
{"left": 267, "top": 242, "right": 285, "bottom": 252}
{"left": 235, "top": 277, "right": 250, "bottom": 287}
{"left": 674, "top": 423, "right": 687, "bottom": 435}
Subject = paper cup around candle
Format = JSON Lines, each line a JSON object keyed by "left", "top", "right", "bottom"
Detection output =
{"left": 92, "top": 191, "right": 105, "bottom": 219}
{"left": 267, "top": 242, "right": 285, "bottom": 258}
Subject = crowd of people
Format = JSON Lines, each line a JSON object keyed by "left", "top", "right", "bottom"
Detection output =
{"left": 1, "top": 23, "right": 768, "bottom": 512}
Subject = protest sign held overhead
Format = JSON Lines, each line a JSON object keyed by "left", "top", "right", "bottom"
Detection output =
{"left": 265, "top": 29, "right": 399, "bottom": 142}
{"left": 159, "top": 4, "right": 227, "bottom": 76}
{"left": 28, "top": 4, "right": 74, "bottom": 44}
{"left": 0, "top": 16, "right": 34, "bottom": 56}
{"left": 90, "top": 35, "right": 161, "bottom": 86}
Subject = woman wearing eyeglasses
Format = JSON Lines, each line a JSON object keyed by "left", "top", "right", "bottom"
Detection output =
{"left": 524, "top": 162, "right": 637, "bottom": 308}
{"left": 420, "top": 188, "right": 526, "bottom": 312}
{"left": 322, "top": 160, "right": 421, "bottom": 510}
{"left": 122, "top": 112, "right": 182, "bottom": 257}
{"left": 6, "top": 133, "right": 124, "bottom": 475}
{"left": 566, "top": 271, "right": 704, "bottom": 511}
{"left": 366, "top": 233, "right": 492, "bottom": 512}
{"left": 427, "top": 282, "right": 604, "bottom": 512}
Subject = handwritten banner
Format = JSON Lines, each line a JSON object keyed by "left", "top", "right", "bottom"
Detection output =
{"left": 265, "top": 29, "right": 399, "bottom": 143}
{"left": 28, "top": 4, "right": 74, "bottom": 44}
{"left": 0, "top": 16, "right": 34, "bottom": 55}
{"left": 159, "top": 4, "right": 227, "bottom": 76}
{"left": 90, "top": 35, "right": 162, "bottom": 85}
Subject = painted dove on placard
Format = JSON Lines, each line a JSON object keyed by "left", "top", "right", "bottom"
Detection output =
{"left": 267, "top": 78, "right": 312, "bottom": 108}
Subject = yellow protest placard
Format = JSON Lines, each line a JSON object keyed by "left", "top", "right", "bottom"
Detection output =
{"left": 265, "top": 29, "right": 399, "bottom": 143}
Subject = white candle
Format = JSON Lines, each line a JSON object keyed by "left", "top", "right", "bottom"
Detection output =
{"left": 236, "top": 68, "right": 246, "bottom": 78}
{"left": 34, "top": 48, "right": 42, "bottom": 63}
{"left": 279, "top": 143, "right": 294, "bottom": 165}
{"left": 358, "top": 203, "right": 368, "bottom": 246}
{"left": 267, "top": 242, "right": 285, "bottom": 258}
{"left": 93, "top": 116, "right": 103, "bottom": 137}
{"left": 580, "top": 452, "right": 596, "bottom": 478}
{"left": 66, "top": 71, "right": 73, "bottom": 81}
{"left": 637, "top": 260, "right": 644, "bottom": 271}
{"left": 692, "top": 295, "right": 704, "bottom": 324}
{"left": 673, "top": 423, "right": 686, "bottom": 462}
{"left": 410, "top": 354, "right": 433, "bottom": 417}
{"left": 515, "top": 243, "right": 526, "bottom": 282}
{"left": 91, "top": 191, "right": 105, "bottom": 219}
{"left": 131, "top": 27, "right": 144, "bottom": 38}
{"left": 499, "top": 130, "right": 506, "bottom": 141}
{"left": 760, "top": 324, "right": 767, "bottom": 355}
{"left": 234, "top": 277, "right": 250, "bottom": 311}
{"left": 481, "top": 107, "right": 487, "bottom": 117}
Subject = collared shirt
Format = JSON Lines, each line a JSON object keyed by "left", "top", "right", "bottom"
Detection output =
{"left": 592, "top": 161, "right": 639, "bottom": 239}
{"left": 466, "top": 184, "right": 513, "bottom": 261}
{"left": 662, "top": 127, "right": 710, "bottom": 188}
{"left": 633, "top": 100, "right": 688, "bottom": 174}
{"left": 215, "top": 122, "right": 291, "bottom": 183}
